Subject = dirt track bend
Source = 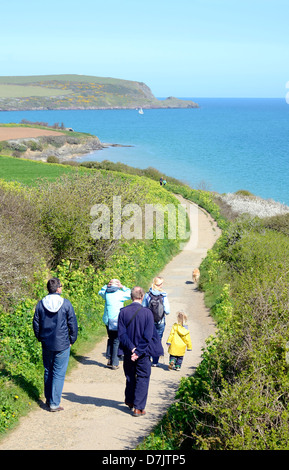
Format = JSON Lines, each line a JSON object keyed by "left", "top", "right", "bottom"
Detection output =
{"left": 0, "top": 196, "right": 221, "bottom": 450}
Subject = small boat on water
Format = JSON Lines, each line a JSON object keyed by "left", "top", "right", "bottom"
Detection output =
{"left": 138, "top": 108, "right": 144, "bottom": 114}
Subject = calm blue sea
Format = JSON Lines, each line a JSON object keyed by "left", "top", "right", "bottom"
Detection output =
{"left": 0, "top": 98, "right": 288, "bottom": 205}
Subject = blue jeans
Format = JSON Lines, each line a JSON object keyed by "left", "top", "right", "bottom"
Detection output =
{"left": 106, "top": 326, "right": 120, "bottom": 367}
{"left": 152, "top": 321, "right": 165, "bottom": 365}
{"left": 42, "top": 346, "right": 70, "bottom": 409}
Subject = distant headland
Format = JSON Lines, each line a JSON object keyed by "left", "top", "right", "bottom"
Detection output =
{"left": 0, "top": 74, "right": 199, "bottom": 111}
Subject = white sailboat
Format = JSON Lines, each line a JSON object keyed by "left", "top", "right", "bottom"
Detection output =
{"left": 138, "top": 108, "right": 144, "bottom": 114}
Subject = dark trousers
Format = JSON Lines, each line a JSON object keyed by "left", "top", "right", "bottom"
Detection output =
{"left": 152, "top": 321, "right": 165, "bottom": 365}
{"left": 123, "top": 354, "right": 151, "bottom": 410}
{"left": 169, "top": 354, "right": 184, "bottom": 368}
{"left": 106, "top": 327, "right": 120, "bottom": 366}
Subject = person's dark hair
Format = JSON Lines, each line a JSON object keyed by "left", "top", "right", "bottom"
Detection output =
{"left": 131, "top": 286, "right": 144, "bottom": 300}
{"left": 47, "top": 277, "right": 62, "bottom": 294}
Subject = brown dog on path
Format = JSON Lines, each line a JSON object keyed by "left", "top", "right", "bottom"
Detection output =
{"left": 192, "top": 268, "right": 200, "bottom": 284}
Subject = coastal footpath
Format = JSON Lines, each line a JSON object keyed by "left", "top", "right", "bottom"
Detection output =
{"left": 0, "top": 197, "right": 220, "bottom": 450}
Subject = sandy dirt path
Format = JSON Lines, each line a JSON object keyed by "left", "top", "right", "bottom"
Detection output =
{"left": 0, "top": 197, "right": 221, "bottom": 450}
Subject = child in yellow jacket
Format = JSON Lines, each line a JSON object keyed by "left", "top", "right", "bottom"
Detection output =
{"left": 166, "top": 311, "right": 192, "bottom": 370}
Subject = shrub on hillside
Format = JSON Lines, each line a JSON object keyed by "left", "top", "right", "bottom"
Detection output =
{"left": 30, "top": 170, "right": 179, "bottom": 270}
{"left": 0, "top": 184, "right": 50, "bottom": 309}
{"left": 61, "top": 160, "right": 80, "bottom": 166}
{"left": 262, "top": 213, "right": 289, "bottom": 237}
{"left": 234, "top": 189, "right": 255, "bottom": 197}
{"left": 42, "top": 135, "right": 67, "bottom": 148}
{"left": 31, "top": 172, "right": 143, "bottom": 268}
{"left": 8, "top": 142, "right": 27, "bottom": 152}
{"left": 26, "top": 140, "right": 43, "bottom": 151}
{"left": 46, "top": 155, "right": 60, "bottom": 163}
{"left": 80, "top": 160, "right": 186, "bottom": 186}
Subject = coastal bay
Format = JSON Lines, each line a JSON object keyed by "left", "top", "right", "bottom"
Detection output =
{"left": 0, "top": 98, "right": 288, "bottom": 205}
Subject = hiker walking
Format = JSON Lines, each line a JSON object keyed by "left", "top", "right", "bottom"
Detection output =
{"left": 33, "top": 278, "right": 78, "bottom": 412}
{"left": 142, "top": 276, "right": 170, "bottom": 367}
{"left": 98, "top": 279, "right": 131, "bottom": 369}
{"left": 118, "top": 286, "right": 163, "bottom": 416}
{"left": 166, "top": 311, "right": 192, "bottom": 371}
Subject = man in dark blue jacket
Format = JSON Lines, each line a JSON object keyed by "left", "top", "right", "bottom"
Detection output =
{"left": 33, "top": 278, "right": 78, "bottom": 412}
{"left": 118, "top": 286, "right": 163, "bottom": 416}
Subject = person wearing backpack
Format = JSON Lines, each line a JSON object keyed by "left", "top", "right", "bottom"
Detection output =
{"left": 142, "top": 276, "right": 170, "bottom": 367}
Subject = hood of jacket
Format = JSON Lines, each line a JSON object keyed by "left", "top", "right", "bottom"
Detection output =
{"left": 174, "top": 323, "right": 189, "bottom": 338}
{"left": 42, "top": 294, "right": 64, "bottom": 313}
{"left": 106, "top": 286, "right": 120, "bottom": 293}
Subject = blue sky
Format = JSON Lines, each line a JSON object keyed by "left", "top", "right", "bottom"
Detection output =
{"left": 1, "top": 0, "right": 288, "bottom": 97}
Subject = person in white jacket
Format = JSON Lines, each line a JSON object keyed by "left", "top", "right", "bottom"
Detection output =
{"left": 98, "top": 279, "right": 131, "bottom": 369}
{"left": 33, "top": 277, "right": 78, "bottom": 411}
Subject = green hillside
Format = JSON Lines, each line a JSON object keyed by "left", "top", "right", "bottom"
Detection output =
{"left": 0, "top": 156, "right": 184, "bottom": 436}
{"left": 0, "top": 74, "right": 198, "bottom": 110}
{"left": 0, "top": 154, "right": 79, "bottom": 184}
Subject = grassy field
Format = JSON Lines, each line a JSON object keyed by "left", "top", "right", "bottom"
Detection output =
{"left": 0, "top": 155, "right": 79, "bottom": 185}
{"left": 0, "top": 74, "right": 144, "bottom": 88}
{"left": 0, "top": 84, "right": 72, "bottom": 98}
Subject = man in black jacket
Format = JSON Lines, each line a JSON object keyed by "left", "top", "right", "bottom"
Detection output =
{"left": 33, "top": 278, "right": 78, "bottom": 412}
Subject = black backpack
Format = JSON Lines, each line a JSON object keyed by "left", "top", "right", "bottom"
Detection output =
{"left": 148, "top": 292, "right": 164, "bottom": 323}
